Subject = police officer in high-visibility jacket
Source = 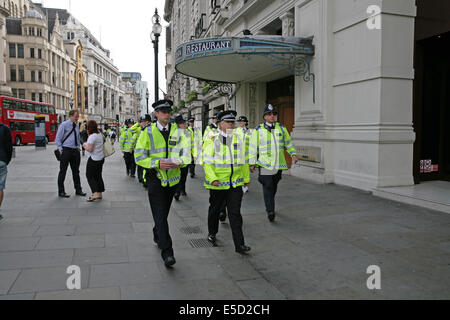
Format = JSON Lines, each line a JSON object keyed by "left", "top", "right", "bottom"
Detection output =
{"left": 188, "top": 118, "right": 197, "bottom": 178}
{"left": 120, "top": 119, "right": 138, "bottom": 178}
{"left": 203, "top": 110, "right": 251, "bottom": 255}
{"left": 134, "top": 100, "right": 191, "bottom": 268}
{"left": 174, "top": 115, "right": 190, "bottom": 201}
{"left": 249, "top": 104, "right": 299, "bottom": 222}
{"left": 235, "top": 116, "right": 252, "bottom": 194}
{"left": 136, "top": 115, "right": 152, "bottom": 188}
{"left": 203, "top": 114, "right": 219, "bottom": 142}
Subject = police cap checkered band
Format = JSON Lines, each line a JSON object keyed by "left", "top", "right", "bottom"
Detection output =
{"left": 218, "top": 110, "right": 237, "bottom": 122}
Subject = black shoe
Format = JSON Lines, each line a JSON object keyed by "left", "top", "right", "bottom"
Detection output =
{"left": 59, "top": 193, "right": 70, "bottom": 198}
{"left": 130, "top": 175, "right": 136, "bottom": 178}
{"left": 76, "top": 191, "right": 87, "bottom": 197}
{"left": 236, "top": 245, "right": 251, "bottom": 255}
{"left": 0, "top": 215, "right": 3, "bottom": 221}
{"left": 219, "top": 211, "right": 227, "bottom": 222}
{"left": 207, "top": 234, "right": 216, "bottom": 245}
{"left": 190, "top": 174, "right": 195, "bottom": 179}
{"left": 174, "top": 193, "right": 180, "bottom": 201}
{"left": 181, "top": 191, "right": 187, "bottom": 197}
{"left": 268, "top": 212, "right": 276, "bottom": 222}
{"left": 164, "top": 256, "right": 176, "bottom": 268}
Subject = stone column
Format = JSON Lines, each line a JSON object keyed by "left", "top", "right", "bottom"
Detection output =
{"left": 0, "top": 4, "right": 11, "bottom": 95}
{"left": 280, "top": 11, "right": 295, "bottom": 37}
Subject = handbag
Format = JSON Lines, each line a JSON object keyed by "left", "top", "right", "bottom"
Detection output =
{"left": 54, "top": 125, "right": 76, "bottom": 161}
{"left": 103, "top": 136, "right": 115, "bottom": 158}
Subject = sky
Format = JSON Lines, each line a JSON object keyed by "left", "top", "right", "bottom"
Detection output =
{"left": 36, "top": 0, "right": 168, "bottom": 105}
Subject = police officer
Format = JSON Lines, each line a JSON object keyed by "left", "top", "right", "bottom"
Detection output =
{"left": 174, "top": 115, "right": 190, "bottom": 201}
{"left": 203, "top": 114, "right": 219, "bottom": 142}
{"left": 134, "top": 100, "right": 191, "bottom": 267}
{"left": 203, "top": 110, "right": 251, "bottom": 255}
{"left": 188, "top": 117, "right": 196, "bottom": 178}
{"left": 249, "top": 104, "right": 299, "bottom": 222}
{"left": 120, "top": 119, "right": 136, "bottom": 177}
{"left": 137, "top": 115, "right": 152, "bottom": 187}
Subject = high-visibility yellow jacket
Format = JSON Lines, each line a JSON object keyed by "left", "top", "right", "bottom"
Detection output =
{"left": 134, "top": 123, "right": 191, "bottom": 187}
{"left": 203, "top": 124, "right": 218, "bottom": 143}
{"left": 234, "top": 127, "right": 252, "bottom": 179}
{"left": 203, "top": 131, "right": 250, "bottom": 190}
{"left": 120, "top": 124, "right": 139, "bottom": 152}
{"left": 249, "top": 123, "right": 297, "bottom": 171}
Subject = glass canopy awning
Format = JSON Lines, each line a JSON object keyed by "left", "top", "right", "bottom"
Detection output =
{"left": 175, "top": 36, "right": 315, "bottom": 100}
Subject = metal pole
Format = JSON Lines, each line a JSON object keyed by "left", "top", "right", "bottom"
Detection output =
{"left": 154, "top": 35, "right": 159, "bottom": 102}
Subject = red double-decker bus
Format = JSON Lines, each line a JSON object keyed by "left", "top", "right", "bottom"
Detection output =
{"left": 0, "top": 96, "right": 58, "bottom": 146}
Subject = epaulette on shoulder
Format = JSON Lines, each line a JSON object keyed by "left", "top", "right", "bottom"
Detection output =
{"left": 256, "top": 125, "right": 261, "bottom": 130}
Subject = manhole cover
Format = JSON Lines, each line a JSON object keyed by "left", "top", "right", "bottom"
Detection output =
{"left": 180, "top": 226, "right": 202, "bottom": 235}
{"left": 189, "top": 238, "right": 215, "bottom": 248}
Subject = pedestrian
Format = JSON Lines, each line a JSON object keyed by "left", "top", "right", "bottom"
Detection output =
{"left": 82, "top": 120, "right": 105, "bottom": 202}
{"left": 174, "top": 115, "right": 190, "bottom": 201}
{"left": 249, "top": 104, "right": 299, "bottom": 222}
{"left": 120, "top": 119, "right": 138, "bottom": 178}
{"left": 235, "top": 116, "right": 251, "bottom": 194}
{"left": 203, "top": 110, "right": 251, "bottom": 254}
{"left": 55, "top": 110, "right": 87, "bottom": 198}
{"left": 136, "top": 115, "right": 152, "bottom": 187}
{"left": 134, "top": 99, "right": 191, "bottom": 268}
{"left": 188, "top": 117, "right": 196, "bottom": 178}
{"left": 0, "top": 121, "right": 13, "bottom": 218}
{"left": 80, "top": 123, "right": 88, "bottom": 157}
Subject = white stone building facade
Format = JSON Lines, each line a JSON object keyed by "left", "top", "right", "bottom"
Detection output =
{"left": 165, "top": 0, "right": 450, "bottom": 191}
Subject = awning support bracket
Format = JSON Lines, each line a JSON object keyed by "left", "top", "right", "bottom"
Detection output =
{"left": 262, "top": 53, "right": 316, "bottom": 104}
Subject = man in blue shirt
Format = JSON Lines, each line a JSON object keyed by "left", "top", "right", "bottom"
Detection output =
{"left": 55, "top": 110, "right": 86, "bottom": 198}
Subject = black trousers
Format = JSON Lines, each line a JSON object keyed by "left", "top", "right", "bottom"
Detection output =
{"left": 147, "top": 174, "right": 177, "bottom": 259}
{"left": 176, "top": 167, "right": 189, "bottom": 195}
{"left": 137, "top": 165, "right": 144, "bottom": 183}
{"left": 189, "top": 161, "right": 196, "bottom": 176}
{"left": 208, "top": 188, "right": 245, "bottom": 249}
{"left": 86, "top": 158, "right": 105, "bottom": 194}
{"left": 123, "top": 152, "right": 136, "bottom": 176}
{"left": 258, "top": 170, "right": 283, "bottom": 213}
{"left": 58, "top": 147, "right": 82, "bottom": 194}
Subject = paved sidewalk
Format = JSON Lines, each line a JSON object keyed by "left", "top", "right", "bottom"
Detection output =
{"left": 0, "top": 144, "right": 449, "bottom": 300}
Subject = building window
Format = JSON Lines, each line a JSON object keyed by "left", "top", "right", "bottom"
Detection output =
{"left": 10, "top": 65, "right": 16, "bottom": 81}
{"left": 17, "top": 44, "right": 24, "bottom": 58}
{"left": 18, "top": 66, "right": 24, "bottom": 82}
{"left": 12, "top": 89, "right": 18, "bottom": 98}
{"left": 38, "top": 71, "right": 42, "bottom": 83}
{"left": 52, "top": 72, "right": 55, "bottom": 85}
{"left": 52, "top": 53, "right": 55, "bottom": 66}
{"left": 19, "top": 89, "right": 25, "bottom": 99}
{"left": 31, "top": 71, "right": 35, "bottom": 82}
{"left": 39, "top": 93, "right": 43, "bottom": 102}
{"left": 30, "top": 48, "right": 35, "bottom": 58}
{"left": 38, "top": 49, "right": 42, "bottom": 59}
{"left": 31, "top": 93, "right": 36, "bottom": 101}
{"left": 9, "top": 44, "right": 16, "bottom": 58}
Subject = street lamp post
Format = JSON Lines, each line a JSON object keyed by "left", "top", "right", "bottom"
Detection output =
{"left": 151, "top": 9, "right": 162, "bottom": 103}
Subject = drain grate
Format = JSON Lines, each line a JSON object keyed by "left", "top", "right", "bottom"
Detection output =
{"left": 180, "top": 226, "right": 202, "bottom": 235}
{"left": 189, "top": 238, "right": 215, "bottom": 248}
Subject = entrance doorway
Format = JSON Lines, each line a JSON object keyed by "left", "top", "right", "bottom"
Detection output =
{"left": 267, "top": 76, "right": 295, "bottom": 168}
{"left": 413, "top": 0, "right": 450, "bottom": 183}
